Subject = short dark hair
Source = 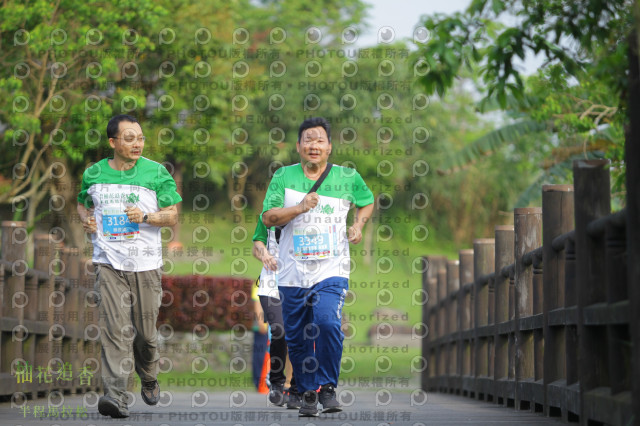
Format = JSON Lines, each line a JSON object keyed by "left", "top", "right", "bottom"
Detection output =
{"left": 107, "top": 114, "right": 139, "bottom": 139}
{"left": 298, "top": 117, "right": 331, "bottom": 143}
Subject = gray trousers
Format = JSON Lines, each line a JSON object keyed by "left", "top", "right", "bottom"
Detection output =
{"left": 94, "top": 263, "right": 163, "bottom": 405}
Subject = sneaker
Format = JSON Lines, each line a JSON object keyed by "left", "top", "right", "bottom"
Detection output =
{"left": 268, "top": 383, "right": 285, "bottom": 406}
{"left": 286, "top": 388, "right": 302, "bottom": 409}
{"left": 298, "top": 390, "right": 319, "bottom": 417}
{"left": 141, "top": 380, "right": 160, "bottom": 406}
{"left": 318, "top": 384, "right": 342, "bottom": 413}
{"left": 98, "top": 395, "right": 129, "bottom": 418}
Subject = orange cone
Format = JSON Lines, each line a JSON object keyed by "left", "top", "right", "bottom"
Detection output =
{"left": 257, "top": 350, "right": 270, "bottom": 394}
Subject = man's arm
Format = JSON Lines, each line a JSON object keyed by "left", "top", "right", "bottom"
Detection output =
{"left": 347, "top": 203, "right": 374, "bottom": 244}
{"left": 77, "top": 203, "right": 96, "bottom": 234}
{"left": 252, "top": 241, "right": 278, "bottom": 271}
{"left": 147, "top": 204, "right": 178, "bottom": 227}
{"left": 125, "top": 204, "right": 178, "bottom": 227}
{"left": 262, "top": 192, "right": 319, "bottom": 227}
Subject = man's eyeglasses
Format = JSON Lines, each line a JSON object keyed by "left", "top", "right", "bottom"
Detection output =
{"left": 114, "top": 135, "right": 146, "bottom": 143}
{"left": 300, "top": 138, "right": 327, "bottom": 146}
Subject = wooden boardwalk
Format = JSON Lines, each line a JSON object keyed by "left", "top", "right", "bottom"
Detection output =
{"left": 0, "top": 390, "right": 564, "bottom": 425}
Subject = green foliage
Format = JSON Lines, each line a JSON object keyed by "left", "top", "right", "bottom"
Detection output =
{"left": 435, "top": 67, "right": 626, "bottom": 210}
{"left": 528, "top": 66, "right": 626, "bottom": 206}
{"left": 0, "top": 0, "right": 168, "bottom": 234}
{"left": 414, "top": 0, "right": 633, "bottom": 108}
{"left": 413, "top": 0, "right": 631, "bottom": 213}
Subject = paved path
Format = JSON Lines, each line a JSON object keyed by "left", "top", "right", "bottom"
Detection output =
{"left": 0, "top": 390, "right": 564, "bottom": 425}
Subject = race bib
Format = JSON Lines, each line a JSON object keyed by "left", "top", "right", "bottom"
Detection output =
{"left": 292, "top": 224, "right": 338, "bottom": 260}
{"left": 102, "top": 208, "right": 139, "bottom": 241}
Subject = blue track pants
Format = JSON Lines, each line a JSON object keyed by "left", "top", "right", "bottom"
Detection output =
{"left": 279, "top": 277, "right": 348, "bottom": 393}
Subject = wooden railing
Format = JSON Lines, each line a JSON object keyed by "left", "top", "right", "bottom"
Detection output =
{"left": 0, "top": 221, "right": 101, "bottom": 400}
{"left": 422, "top": 159, "right": 634, "bottom": 425}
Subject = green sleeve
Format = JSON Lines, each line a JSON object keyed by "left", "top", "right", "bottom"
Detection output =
{"left": 155, "top": 164, "right": 183, "bottom": 208}
{"left": 76, "top": 170, "right": 94, "bottom": 208}
{"left": 252, "top": 219, "right": 268, "bottom": 243}
{"left": 262, "top": 168, "right": 285, "bottom": 213}
{"left": 352, "top": 171, "right": 375, "bottom": 207}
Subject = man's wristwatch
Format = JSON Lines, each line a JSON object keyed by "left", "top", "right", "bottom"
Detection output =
{"left": 142, "top": 213, "right": 149, "bottom": 223}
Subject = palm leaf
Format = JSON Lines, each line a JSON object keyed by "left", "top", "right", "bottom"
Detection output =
{"left": 438, "top": 119, "right": 548, "bottom": 175}
{"left": 513, "top": 150, "right": 605, "bottom": 207}
{"left": 476, "top": 92, "right": 539, "bottom": 114}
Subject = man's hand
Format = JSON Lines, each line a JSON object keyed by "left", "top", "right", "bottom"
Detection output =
{"left": 347, "top": 225, "right": 363, "bottom": 244}
{"left": 299, "top": 192, "right": 320, "bottom": 213}
{"left": 82, "top": 216, "right": 97, "bottom": 234}
{"left": 348, "top": 203, "right": 374, "bottom": 244}
{"left": 253, "top": 241, "right": 278, "bottom": 271}
{"left": 124, "top": 206, "right": 145, "bottom": 223}
{"left": 262, "top": 253, "right": 278, "bottom": 271}
{"left": 77, "top": 203, "right": 97, "bottom": 234}
{"left": 263, "top": 193, "right": 319, "bottom": 227}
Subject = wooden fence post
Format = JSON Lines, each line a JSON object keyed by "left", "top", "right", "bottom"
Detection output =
{"left": 626, "top": 31, "right": 640, "bottom": 426}
{"left": 0, "top": 221, "right": 28, "bottom": 395}
{"left": 513, "top": 207, "right": 542, "bottom": 410}
{"left": 446, "top": 259, "right": 459, "bottom": 394}
{"left": 437, "top": 268, "right": 447, "bottom": 346}
{"left": 573, "top": 159, "right": 611, "bottom": 424}
{"left": 64, "top": 247, "right": 82, "bottom": 393}
{"left": 473, "top": 238, "right": 494, "bottom": 401}
{"left": 604, "top": 216, "right": 628, "bottom": 400}
{"left": 437, "top": 268, "right": 447, "bottom": 388}
{"left": 458, "top": 249, "right": 473, "bottom": 397}
{"left": 423, "top": 255, "right": 446, "bottom": 391}
{"left": 33, "top": 234, "right": 56, "bottom": 397}
{"left": 541, "top": 184, "right": 575, "bottom": 419}
{"left": 80, "top": 259, "right": 100, "bottom": 393}
{"left": 494, "top": 225, "right": 514, "bottom": 406}
{"left": 562, "top": 235, "right": 580, "bottom": 421}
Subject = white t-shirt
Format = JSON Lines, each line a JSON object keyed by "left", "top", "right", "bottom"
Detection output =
{"left": 77, "top": 157, "right": 182, "bottom": 271}
{"left": 262, "top": 163, "right": 374, "bottom": 288}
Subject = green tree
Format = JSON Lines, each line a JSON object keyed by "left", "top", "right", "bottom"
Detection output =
{"left": 223, "top": 0, "right": 371, "bottom": 210}
{"left": 0, "top": 0, "right": 167, "bottom": 247}
{"left": 414, "top": 0, "right": 633, "bottom": 104}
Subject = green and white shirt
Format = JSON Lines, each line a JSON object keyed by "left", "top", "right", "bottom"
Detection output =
{"left": 77, "top": 157, "right": 182, "bottom": 272}
{"left": 262, "top": 163, "right": 374, "bottom": 288}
